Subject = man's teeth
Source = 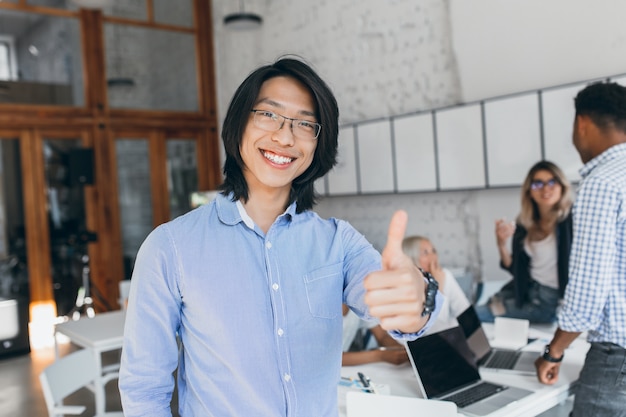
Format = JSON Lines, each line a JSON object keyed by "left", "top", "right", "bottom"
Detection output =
{"left": 263, "top": 151, "right": 293, "bottom": 165}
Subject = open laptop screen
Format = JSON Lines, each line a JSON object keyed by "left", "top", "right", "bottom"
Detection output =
{"left": 406, "top": 326, "right": 481, "bottom": 398}
{"left": 456, "top": 306, "right": 492, "bottom": 363}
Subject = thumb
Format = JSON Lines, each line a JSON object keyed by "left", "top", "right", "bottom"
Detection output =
{"left": 381, "top": 210, "right": 409, "bottom": 270}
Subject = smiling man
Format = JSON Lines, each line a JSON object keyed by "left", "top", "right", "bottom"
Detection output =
{"left": 118, "top": 57, "right": 442, "bottom": 417}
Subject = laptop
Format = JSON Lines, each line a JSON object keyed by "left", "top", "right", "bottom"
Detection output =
{"left": 456, "top": 306, "right": 537, "bottom": 375}
{"left": 405, "top": 326, "right": 533, "bottom": 416}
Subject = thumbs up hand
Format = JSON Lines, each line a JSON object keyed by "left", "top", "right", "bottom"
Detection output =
{"left": 364, "top": 210, "right": 429, "bottom": 334}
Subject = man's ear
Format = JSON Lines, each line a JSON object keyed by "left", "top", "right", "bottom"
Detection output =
{"left": 575, "top": 114, "right": 590, "bottom": 135}
{"left": 575, "top": 114, "right": 599, "bottom": 143}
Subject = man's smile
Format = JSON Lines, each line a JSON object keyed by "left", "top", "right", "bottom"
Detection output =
{"left": 262, "top": 149, "right": 295, "bottom": 165}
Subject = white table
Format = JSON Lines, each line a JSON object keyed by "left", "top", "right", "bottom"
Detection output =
{"left": 339, "top": 324, "right": 590, "bottom": 417}
{"left": 54, "top": 310, "right": 126, "bottom": 417}
{"left": 53, "top": 312, "right": 589, "bottom": 417}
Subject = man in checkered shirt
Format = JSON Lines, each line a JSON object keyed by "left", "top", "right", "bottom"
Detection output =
{"left": 535, "top": 81, "right": 626, "bottom": 417}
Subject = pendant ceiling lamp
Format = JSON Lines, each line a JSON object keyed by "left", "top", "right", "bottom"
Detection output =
{"left": 223, "top": 0, "right": 263, "bottom": 30}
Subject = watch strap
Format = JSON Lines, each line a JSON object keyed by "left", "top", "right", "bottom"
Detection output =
{"left": 419, "top": 269, "right": 438, "bottom": 317}
{"left": 542, "top": 344, "right": 564, "bottom": 363}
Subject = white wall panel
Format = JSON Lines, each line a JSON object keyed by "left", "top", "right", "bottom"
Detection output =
{"left": 484, "top": 93, "right": 542, "bottom": 186}
{"left": 541, "top": 84, "right": 586, "bottom": 181}
{"left": 393, "top": 113, "right": 437, "bottom": 192}
{"left": 435, "top": 104, "right": 485, "bottom": 189}
{"left": 356, "top": 120, "right": 394, "bottom": 193}
{"left": 327, "top": 126, "right": 358, "bottom": 195}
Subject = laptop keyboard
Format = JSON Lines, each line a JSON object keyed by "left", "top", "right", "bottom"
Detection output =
{"left": 445, "top": 382, "right": 507, "bottom": 408}
{"left": 484, "top": 350, "right": 521, "bottom": 369}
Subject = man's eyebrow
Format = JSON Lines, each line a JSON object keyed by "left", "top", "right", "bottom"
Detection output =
{"left": 255, "top": 98, "right": 316, "bottom": 118}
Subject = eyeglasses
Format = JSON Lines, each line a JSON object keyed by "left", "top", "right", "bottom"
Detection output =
{"left": 530, "top": 178, "right": 558, "bottom": 190}
{"left": 251, "top": 109, "right": 322, "bottom": 140}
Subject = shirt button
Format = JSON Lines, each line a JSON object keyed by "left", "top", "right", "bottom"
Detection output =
{"left": 277, "top": 328, "right": 284, "bottom": 336}
{"left": 265, "top": 241, "right": 272, "bottom": 249}
{"left": 284, "top": 373, "right": 291, "bottom": 382}
{"left": 272, "top": 283, "right": 279, "bottom": 291}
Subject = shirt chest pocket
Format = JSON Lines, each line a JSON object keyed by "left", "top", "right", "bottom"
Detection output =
{"left": 303, "top": 263, "right": 343, "bottom": 319}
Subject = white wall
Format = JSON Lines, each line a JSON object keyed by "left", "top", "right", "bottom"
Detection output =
{"left": 314, "top": 187, "right": 521, "bottom": 286}
{"left": 212, "top": 0, "right": 461, "bottom": 125}
{"left": 211, "top": 0, "right": 623, "bottom": 286}
{"left": 450, "top": 0, "right": 626, "bottom": 101}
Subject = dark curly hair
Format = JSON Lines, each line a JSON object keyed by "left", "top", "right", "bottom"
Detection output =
{"left": 218, "top": 56, "right": 339, "bottom": 213}
{"left": 575, "top": 81, "right": 626, "bottom": 134}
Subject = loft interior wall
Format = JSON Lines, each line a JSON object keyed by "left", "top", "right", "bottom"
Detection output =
{"left": 210, "top": 0, "right": 626, "bottom": 284}
{"left": 450, "top": 0, "right": 626, "bottom": 102}
{"left": 212, "top": 0, "right": 460, "bottom": 126}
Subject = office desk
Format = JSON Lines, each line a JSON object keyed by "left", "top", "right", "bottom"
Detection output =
{"left": 339, "top": 325, "right": 589, "bottom": 417}
{"left": 54, "top": 310, "right": 126, "bottom": 417}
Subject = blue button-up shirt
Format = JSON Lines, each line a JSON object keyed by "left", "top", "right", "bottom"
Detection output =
{"left": 119, "top": 193, "right": 439, "bottom": 416}
{"left": 558, "top": 143, "right": 626, "bottom": 348}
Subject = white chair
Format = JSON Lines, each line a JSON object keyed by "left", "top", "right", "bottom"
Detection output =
{"left": 118, "top": 279, "right": 131, "bottom": 310}
{"left": 39, "top": 348, "right": 121, "bottom": 417}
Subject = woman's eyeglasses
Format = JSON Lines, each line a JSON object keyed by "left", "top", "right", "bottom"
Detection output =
{"left": 530, "top": 178, "right": 558, "bottom": 190}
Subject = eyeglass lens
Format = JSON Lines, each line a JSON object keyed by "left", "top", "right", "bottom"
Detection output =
{"left": 252, "top": 110, "right": 321, "bottom": 139}
{"left": 531, "top": 178, "right": 557, "bottom": 190}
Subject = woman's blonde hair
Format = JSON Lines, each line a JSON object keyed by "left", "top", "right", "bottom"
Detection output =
{"left": 402, "top": 235, "right": 430, "bottom": 266}
{"left": 518, "top": 160, "right": 573, "bottom": 240}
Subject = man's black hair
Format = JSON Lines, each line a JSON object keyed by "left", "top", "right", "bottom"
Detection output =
{"left": 575, "top": 81, "right": 626, "bottom": 134}
{"left": 218, "top": 56, "right": 339, "bottom": 213}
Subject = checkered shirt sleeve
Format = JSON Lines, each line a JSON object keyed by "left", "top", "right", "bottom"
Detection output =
{"left": 558, "top": 146, "right": 626, "bottom": 347}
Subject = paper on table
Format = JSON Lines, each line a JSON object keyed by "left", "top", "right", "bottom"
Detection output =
{"left": 491, "top": 317, "right": 530, "bottom": 350}
{"left": 346, "top": 391, "right": 458, "bottom": 417}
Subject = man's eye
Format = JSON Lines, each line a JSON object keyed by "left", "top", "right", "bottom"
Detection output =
{"left": 298, "top": 121, "right": 315, "bottom": 130}
{"left": 259, "top": 111, "right": 277, "bottom": 119}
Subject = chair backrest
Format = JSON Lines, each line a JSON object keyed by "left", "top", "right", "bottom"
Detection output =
{"left": 118, "top": 279, "right": 132, "bottom": 310}
{"left": 39, "top": 349, "right": 98, "bottom": 417}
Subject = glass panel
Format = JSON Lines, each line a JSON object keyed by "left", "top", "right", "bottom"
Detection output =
{"left": 0, "top": 138, "right": 29, "bottom": 302}
{"left": 105, "top": 23, "right": 198, "bottom": 112}
{"left": 154, "top": 0, "right": 193, "bottom": 28}
{"left": 0, "top": 9, "right": 84, "bottom": 106}
{"left": 167, "top": 139, "right": 198, "bottom": 219}
{"left": 27, "top": 0, "right": 71, "bottom": 8}
{"left": 105, "top": 0, "right": 147, "bottom": 21}
{"left": 0, "top": 39, "right": 12, "bottom": 79}
{"left": 43, "top": 139, "right": 93, "bottom": 317}
{"left": 116, "top": 139, "right": 153, "bottom": 280}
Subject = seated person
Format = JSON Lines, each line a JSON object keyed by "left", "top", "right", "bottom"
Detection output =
{"left": 475, "top": 161, "right": 573, "bottom": 323}
{"left": 342, "top": 304, "right": 409, "bottom": 366}
{"left": 402, "top": 235, "right": 471, "bottom": 334}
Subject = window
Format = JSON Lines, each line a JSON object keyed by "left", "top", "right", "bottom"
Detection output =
{"left": 0, "top": 35, "right": 17, "bottom": 80}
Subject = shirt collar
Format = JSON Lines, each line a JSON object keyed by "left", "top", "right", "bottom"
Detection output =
{"left": 236, "top": 200, "right": 255, "bottom": 229}
{"left": 579, "top": 142, "right": 626, "bottom": 179}
{"left": 215, "top": 192, "right": 297, "bottom": 229}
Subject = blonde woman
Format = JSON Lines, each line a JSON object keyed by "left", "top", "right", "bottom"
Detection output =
{"left": 402, "top": 235, "right": 470, "bottom": 334}
{"left": 476, "top": 160, "right": 574, "bottom": 323}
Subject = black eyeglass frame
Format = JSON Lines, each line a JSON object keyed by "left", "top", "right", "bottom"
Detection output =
{"left": 530, "top": 178, "right": 558, "bottom": 191}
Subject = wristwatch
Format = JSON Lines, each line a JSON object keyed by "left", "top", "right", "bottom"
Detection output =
{"left": 419, "top": 269, "right": 439, "bottom": 317}
{"left": 542, "top": 344, "right": 564, "bottom": 363}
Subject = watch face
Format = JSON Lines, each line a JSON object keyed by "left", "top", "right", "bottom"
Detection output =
{"left": 543, "top": 345, "right": 562, "bottom": 362}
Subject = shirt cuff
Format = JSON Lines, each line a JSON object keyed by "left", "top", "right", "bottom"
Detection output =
{"left": 389, "top": 291, "right": 445, "bottom": 341}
